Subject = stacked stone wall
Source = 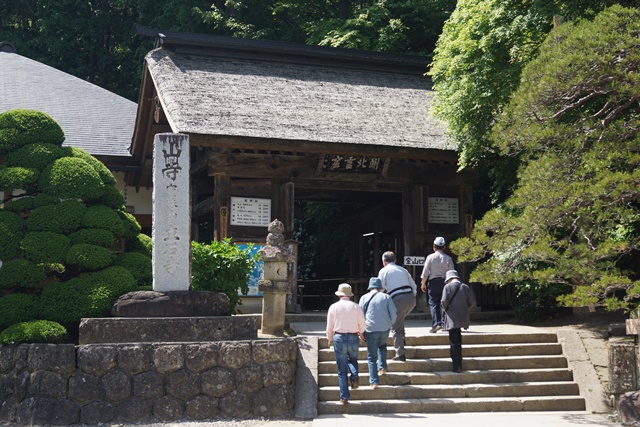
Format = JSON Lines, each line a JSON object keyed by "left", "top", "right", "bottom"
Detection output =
{"left": 0, "top": 339, "right": 298, "bottom": 425}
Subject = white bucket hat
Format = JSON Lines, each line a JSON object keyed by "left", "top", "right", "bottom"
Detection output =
{"left": 335, "top": 283, "right": 354, "bottom": 297}
{"left": 445, "top": 270, "right": 460, "bottom": 282}
{"left": 434, "top": 236, "right": 446, "bottom": 246}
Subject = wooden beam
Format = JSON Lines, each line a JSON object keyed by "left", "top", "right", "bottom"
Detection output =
{"left": 193, "top": 196, "right": 215, "bottom": 219}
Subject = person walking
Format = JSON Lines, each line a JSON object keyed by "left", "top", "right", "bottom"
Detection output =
{"left": 359, "top": 277, "right": 397, "bottom": 389}
{"left": 421, "top": 237, "right": 455, "bottom": 333}
{"left": 441, "top": 269, "right": 476, "bottom": 373}
{"left": 326, "top": 283, "right": 366, "bottom": 405}
{"left": 378, "top": 251, "right": 417, "bottom": 362}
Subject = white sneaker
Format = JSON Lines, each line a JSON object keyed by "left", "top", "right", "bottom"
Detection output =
{"left": 378, "top": 368, "right": 387, "bottom": 376}
{"left": 371, "top": 383, "right": 379, "bottom": 390}
{"left": 429, "top": 326, "right": 438, "bottom": 333}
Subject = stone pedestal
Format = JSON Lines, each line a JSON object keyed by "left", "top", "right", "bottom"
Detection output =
{"left": 258, "top": 220, "right": 294, "bottom": 336}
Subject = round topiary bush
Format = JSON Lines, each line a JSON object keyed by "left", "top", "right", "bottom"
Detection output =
{"left": 40, "top": 266, "right": 136, "bottom": 325}
{"left": 0, "top": 110, "right": 65, "bottom": 154}
{"left": 68, "top": 228, "right": 115, "bottom": 248}
{"left": 82, "top": 205, "right": 126, "bottom": 237}
{"left": 0, "top": 259, "right": 46, "bottom": 290}
{"left": 4, "top": 194, "right": 60, "bottom": 214}
{"left": 98, "top": 185, "right": 126, "bottom": 210}
{"left": 0, "top": 293, "right": 39, "bottom": 330}
{"left": 4, "top": 143, "right": 66, "bottom": 170}
{"left": 0, "top": 210, "right": 26, "bottom": 259}
{"left": 126, "top": 233, "right": 152, "bottom": 257}
{"left": 115, "top": 252, "right": 152, "bottom": 285}
{"left": 64, "top": 147, "right": 117, "bottom": 186}
{"left": 66, "top": 243, "right": 115, "bottom": 270}
{"left": 39, "top": 157, "right": 105, "bottom": 201}
{"left": 118, "top": 210, "right": 141, "bottom": 239}
{"left": 27, "top": 200, "right": 87, "bottom": 234}
{"left": 0, "top": 320, "right": 68, "bottom": 345}
{"left": 0, "top": 166, "right": 39, "bottom": 191}
{"left": 20, "top": 231, "right": 70, "bottom": 264}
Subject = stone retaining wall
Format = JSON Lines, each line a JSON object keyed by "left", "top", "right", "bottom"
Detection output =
{"left": 0, "top": 339, "right": 298, "bottom": 426}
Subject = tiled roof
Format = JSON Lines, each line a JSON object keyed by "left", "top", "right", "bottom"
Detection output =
{"left": 0, "top": 50, "right": 136, "bottom": 158}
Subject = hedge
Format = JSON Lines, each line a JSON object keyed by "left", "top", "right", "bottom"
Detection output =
{"left": 4, "top": 142, "right": 66, "bottom": 170}
{"left": 98, "top": 184, "right": 126, "bottom": 210}
{"left": 115, "top": 252, "right": 152, "bottom": 285}
{"left": 0, "top": 166, "right": 39, "bottom": 191}
{"left": 39, "top": 157, "right": 105, "bottom": 201}
{"left": 126, "top": 233, "right": 152, "bottom": 257}
{"left": 0, "top": 110, "right": 65, "bottom": 154}
{"left": 27, "top": 200, "right": 87, "bottom": 234}
{"left": 68, "top": 228, "right": 115, "bottom": 247}
{"left": 82, "top": 205, "right": 125, "bottom": 237}
{"left": 64, "top": 146, "right": 117, "bottom": 186}
{"left": 0, "top": 320, "right": 68, "bottom": 345}
{"left": 20, "top": 231, "right": 70, "bottom": 264}
{"left": 4, "top": 194, "right": 60, "bottom": 213}
{"left": 66, "top": 243, "right": 115, "bottom": 270}
{"left": 0, "top": 293, "right": 40, "bottom": 330}
{"left": 0, "top": 259, "right": 46, "bottom": 290}
{"left": 0, "top": 210, "right": 26, "bottom": 259}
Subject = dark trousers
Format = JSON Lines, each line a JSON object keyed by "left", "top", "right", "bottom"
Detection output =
{"left": 448, "top": 328, "right": 462, "bottom": 371}
{"left": 427, "top": 278, "right": 445, "bottom": 327}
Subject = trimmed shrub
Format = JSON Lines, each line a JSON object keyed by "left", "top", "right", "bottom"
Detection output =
{"left": 39, "top": 157, "right": 105, "bottom": 201}
{"left": 115, "top": 252, "right": 151, "bottom": 285}
{"left": 27, "top": 200, "right": 86, "bottom": 234}
{"left": 68, "top": 228, "right": 115, "bottom": 247}
{"left": 0, "top": 320, "right": 68, "bottom": 345}
{"left": 40, "top": 266, "right": 135, "bottom": 325}
{"left": 126, "top": 233, "right": 152, "bottom": 257}
{"left": 82, "top": 205, "right": 125, "bottom": 237}
{"left": 4, "top": 143, "right": 66, "bottom": 170}
{"left": 64, "top": 147, "right": 117, "bottom": 186}
{"left": 98, "top": 185, "right": 126, "bottom": 210}
{"left": 0, "top": 210, "right": 26, "bottom": 259}
{"left": 118, "top": 210, "right": 141, "bottom": 239}
{"left": 0, "top": 110, "right": 65, "bottom": 154}
{"left": 5, "top": 194, "right": 60, "bottom": 213}
{"left": 0, "top": 259, "right": 46, "bottom": 290}
{"left": 0, "top": 293, "right": 39, "bottom": 330}
{"left": 66, "top": 243, "right": 115, "bottom": 270}
{"left": 21, "top": 231, "right": 70, "bottom": 264}
{"left": 0, "top": 166, "right": 39, "bottom": 191}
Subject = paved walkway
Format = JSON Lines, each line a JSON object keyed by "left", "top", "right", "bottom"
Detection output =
{"left": 290, "top": 316, "right": 623, "bottom": 427}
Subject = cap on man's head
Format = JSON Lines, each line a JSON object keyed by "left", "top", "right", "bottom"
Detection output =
{"left": 434, "top": 236, "right": 446, "bottom": 247}
{"left": 368, "top": 277, "right": 382, "bottom": 290}
{"left": 335, "top": 283, "right": 354, "bottom": 297}
{"left": 445, "top": 270, "right": 460, "bottom": 282}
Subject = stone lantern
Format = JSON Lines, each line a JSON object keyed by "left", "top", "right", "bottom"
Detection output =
{"left": 258, "top": 219, "right": 295, "bottom": 336}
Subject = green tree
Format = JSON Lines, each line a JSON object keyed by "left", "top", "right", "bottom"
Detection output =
{"left": 451, "top": 5, "right": 640, "bottom": 313}
{"left": 0, "top": 109, "right": 151, "bottom": 338}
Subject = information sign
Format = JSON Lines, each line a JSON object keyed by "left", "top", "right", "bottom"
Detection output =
{"left": 230, "top": 197, "right": 271, "bottom": 227}
{"left": 428, "top": 197, "right": 459, "bottom": 224}
{"left": 403, "top": 256, "right": 425, "bottom": 266}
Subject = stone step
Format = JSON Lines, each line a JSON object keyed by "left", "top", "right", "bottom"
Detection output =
{"left": 318, "top": 381, "right": 580, "bottom": 401}
{"left": 317, "top": 395, "right": 586, "bottom": 415}
{"left": 317, "top": 355, "right": 568, "bottom": 373}
{"left": 318, "top": 342, "right": 563, "bottom": 361}
{"left": 318, "top": 368, "right": 575, "bottom": 386}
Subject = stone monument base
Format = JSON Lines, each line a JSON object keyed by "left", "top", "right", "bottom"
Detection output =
{"left": 79, "top": 315, "right": 258, "bottom": 344}
{"left": 111, "top": 290, "right": 231, "bottom": 317}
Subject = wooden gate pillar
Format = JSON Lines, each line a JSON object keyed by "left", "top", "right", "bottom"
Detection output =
{"left": 272, "top": 180, "right": 298, "bottom": 312}
{"left": 213, "top": 174, "right": 230, "bottom": 240}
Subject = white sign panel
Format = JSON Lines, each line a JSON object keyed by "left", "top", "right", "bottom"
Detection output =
{"left": 230, "top": 197, "right": 271, "bottom": 227}
{"left": 404, "top": 256, "right": 425, "bottom": 266}
{"left": 428, "top": 197, "right": 459, "bottom": 224}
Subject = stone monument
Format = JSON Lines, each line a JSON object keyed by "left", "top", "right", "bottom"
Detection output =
{"left": 258, "top": 219, "right": 295, "bottom": 336}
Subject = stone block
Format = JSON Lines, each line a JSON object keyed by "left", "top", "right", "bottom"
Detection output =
{"left": 186, "top": 395, "right": 218, "bottom": 420}
{"left": 201, "top": 368, "right": 235, "bottom": 398}
{"left": 219, "top": 342, "right": 252, "bottom": 370}
{"left": 233, "top": 315, "right": 259, "bottom": 340}
{"left": 263, "top": 362, "right": 294, "bottom": 387}
{"left": 68, "top": 372, "right": 102, "bottom": 403}
{"left": 101, "top": 370, "right": 131, "bottom": 403}
{"left": 253, "top": 339, "right": 295, "bottom": 364}
{"left": 80, "top": 401, "right": 115, "bottom": 425}
{"left": 627, "top": 319, "right": 639, "bottom": 335}
{"left": 608, "top": 338, "right": 636, "bottom": 394}
{"left": 0, "top": 346, "right": 15, "bottom": 373}
{"left": 236, "top": 364, "right": 263, "bottom": 393}
{"left": 117, "top": 344, "right": 152, "bottom": 374}
{"left": 186, "top": 342, "right": 220, "bottom": 372}
{"left": 13, "top": 345, "right": 28, "bottom": 372}
{"left": 28, "top": 371, "right": 65, "bottom": 398}
{"left": 16, "top": 397, "right": 53, "bottom": 426}
{"left": 252, "top": 385, "right": 294, "bottom": 417}
{"left": 166, "top": 369, "right": 201, "bottom": 400}
{"left": 50, "top": 399, "right": 80, "bottom": 425}
{"left": 117, "top": 396, "right": 153, "bottom": 423}
{"left": 27, "top": 344, "right": 76, "bottom": 373}
{"left": 77, "top": 345, "right": 116, "bottom": 376}
{"left": 219, "top": 390, "right": 251, "bottom": 418}
{"left": 133, "top": 371, "right": 164, "bottom": 399}
{"left": 153, "top": 395, "right": 184, "bottom": 421}
{"left": 111, "top": 290, "right": 230, "bottom": 317}
{"left": 618, "top": 391, "right": 640, "bottom": 423}
{"left": 152, "top": 344, "right": 184, "bottom": 373}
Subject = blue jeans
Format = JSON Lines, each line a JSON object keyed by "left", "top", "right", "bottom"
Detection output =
{"left": 365, "top": 329, "right": 390, "bottom": 385}
{"left": 428, "top": 278, "right": 445, "bottom": 327}
{"left": 333, "top": 333, "right": 360, "bottom": 400}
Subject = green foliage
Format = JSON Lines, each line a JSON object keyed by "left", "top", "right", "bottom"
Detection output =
{"left": 118, "top": 210, "right": 142, "bottom": 239}
{"left": 0, "top": 320, "right": 68, "bottom": 345}
{"left": 27, "top": 200, "right": 87, "bottom": 234}
{"left": 115, "top": 252, "right": 152, "bottom": 286}
{"left": 512, "top": 281, "right": 571, "bottom": 322}
{"left": 0, "top": 293, "right": 39, "bottom": 330}
{"left": 0, "top": 211, "right": 26, "bottom": 259}
{"left": 126, "top": 233, "right": 152, "bottom": 257}
{"left": 82, "top": 205, "right": 126, "bottom": 237}
{"left": 0, "top": 166, "right": 39, "bottom": 191}
{"left": 0, "top": 110, "right": 64, "bottom": 154}
{"left": 191, "top": 239, "right": 259, "bottom": 314}
{"left": 64, "top": 147, "right": 117, "bottom": 186}
{"left": 98, "top": 185, "right": 126, "bottom": 210}
{"left": 68, "top": 228, "right": 116, "bottom": 248}
{"left": 40, "top": 267, "right": 136, "bottom": 325}
{"left": 39, "top": 157, "right": 105, "bottom": 201}
{"left": 0, "top": 259, "right": 46, "bottom": 291}
{"left": 20, "top": 231, "right": 70, "bottom": 264}
{"left": 66, "top": 244, "right": 116, "bottom": 270}
{"left": 453, "top": 5, "right": 640, "bottom": 313}
{"left": 4, "top": 194, "right": 60, "bottom": 213}
{"left": 5, "top": 143, "right": 66, "bottom": 170}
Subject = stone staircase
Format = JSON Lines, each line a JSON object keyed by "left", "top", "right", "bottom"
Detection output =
{"left": 317, "top": 331, "right": 586, "bottom": 414}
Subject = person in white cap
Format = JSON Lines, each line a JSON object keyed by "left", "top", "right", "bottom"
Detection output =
{"left": 421, "top": 237, "right": 455, "bottom": 333}
{"left": 326, "top": 283, "right": 366, "bottom": 405}
{"left": 441, "top": 269, "right": 476, "bottom": 372}
{"left": 359, "top": 277, "right": 397, "bottom": 389}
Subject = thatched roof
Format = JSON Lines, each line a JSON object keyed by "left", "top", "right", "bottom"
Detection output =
{"left": 145, "top": 46, "right": 451, "bottom": 151}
